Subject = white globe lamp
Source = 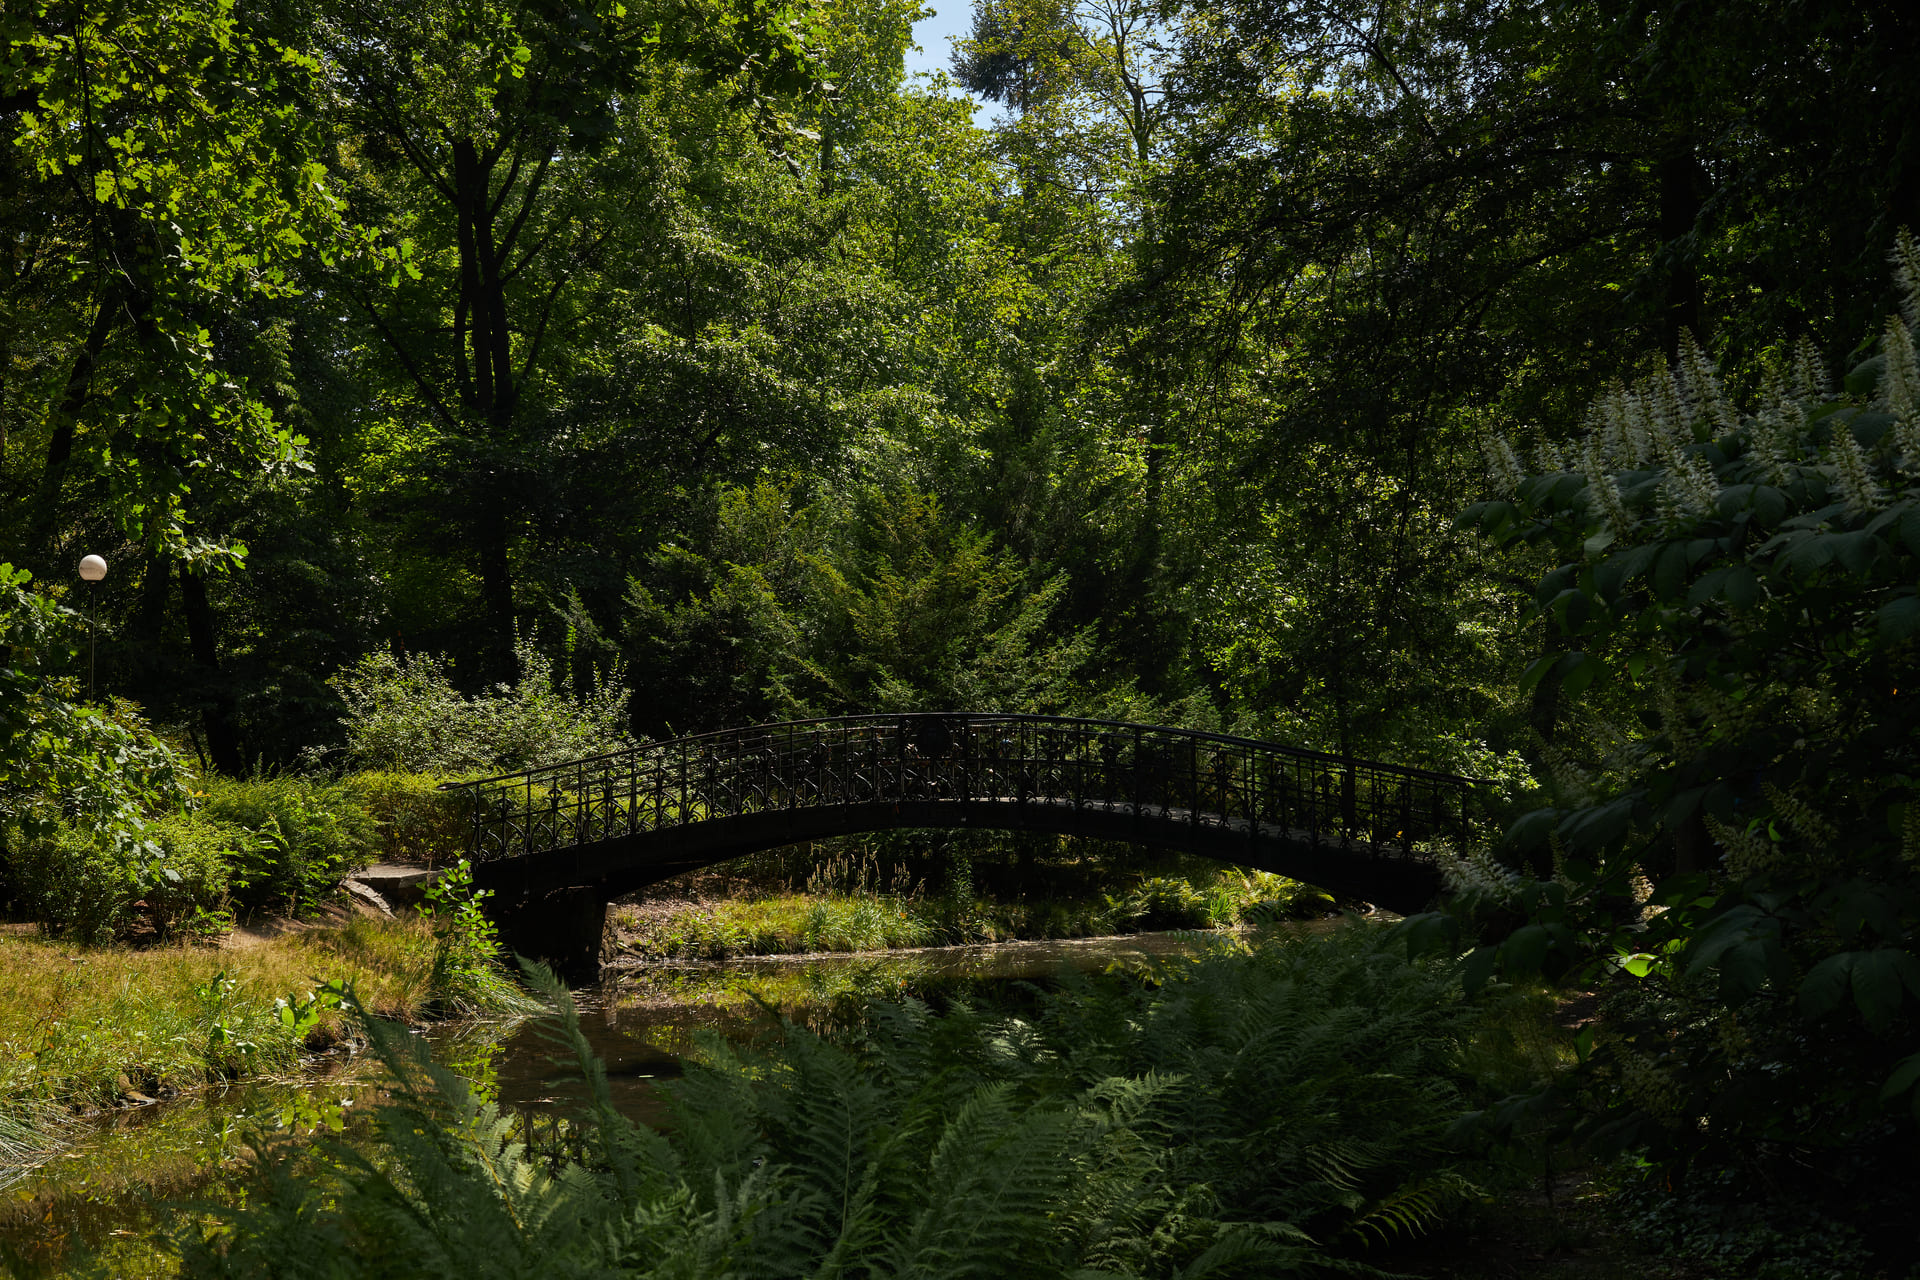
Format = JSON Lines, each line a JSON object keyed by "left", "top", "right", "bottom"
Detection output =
{"left": 78, "top": 554, "right": 107, "bottom": 697}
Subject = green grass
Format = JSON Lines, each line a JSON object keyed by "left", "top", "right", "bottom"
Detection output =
{"left": 614, "top": 863, "right": 1336, "bottom": 960}
{"left": 0, "top": 917, "right": 439, "bottom": 1116}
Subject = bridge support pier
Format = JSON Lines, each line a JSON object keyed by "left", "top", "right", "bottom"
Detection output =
{"left": 490, "top": 885, "right": 616, "bottom": 986}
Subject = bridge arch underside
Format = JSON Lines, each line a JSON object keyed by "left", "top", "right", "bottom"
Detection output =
{"left": 473, "top": 797, "right": 1445, "bottom": 924}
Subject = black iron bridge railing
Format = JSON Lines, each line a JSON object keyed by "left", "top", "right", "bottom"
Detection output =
{"left": 442, "top": 714, "right": 1484, "bottom": 870}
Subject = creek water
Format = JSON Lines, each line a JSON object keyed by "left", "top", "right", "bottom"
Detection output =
{"left": 0, "top": 929, "right": 1268, "bottom": 1276}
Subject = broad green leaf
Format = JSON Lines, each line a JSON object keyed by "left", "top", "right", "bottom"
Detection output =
{"left": 1504, "top": 808, "right": 1560, "bottom": 852}
{"left": 1877, "top": 595, "right": 1920, "bottom": 643}
{"left": 1652, "top": 541, "right": 1690, "bottom": 600}
{"left": 1461, "top": 945, "right": 1499, "bottom": 996}
{"left": 1799, "top": 952, "right": 1855, "bottom": 1018}
{"left": 1718, "top": 940, "right": 1769, "bottom": 1003}
{"left": 1882, "top": 1052, "right": 1920, "bottom": 1102}
{"left": 1685, "top": 905, "right": 1773, "bottom": 977}
{"left": 1501, "top": 924, "right": 1550, "bottom": 977}
{"left": 1850, "top": 949, "right": 1917, "bottom": 1028}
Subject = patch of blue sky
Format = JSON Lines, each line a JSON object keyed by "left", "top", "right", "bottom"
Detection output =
{"left": 904, "top": 3, "right": 1003, "bottom": 130}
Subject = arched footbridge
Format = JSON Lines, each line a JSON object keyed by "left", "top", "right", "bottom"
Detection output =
{"left": 442, "top": 713, "right": 1487, "bottom": 979}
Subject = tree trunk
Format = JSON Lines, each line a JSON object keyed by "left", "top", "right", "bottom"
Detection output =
{"left": 30, "top": 285, "right": 121, "bottom": 551}
{"left": 453, "top": 135, "right": 521, "bottom": 681}
{"left": 1657, "top": 144, "right": 1703, "bottom": 361}
{"left": 179, "top": 564, "right": 244, "bottom": 774}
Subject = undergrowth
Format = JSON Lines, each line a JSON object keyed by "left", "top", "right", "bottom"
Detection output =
{"left": 0, "top": 918, "right": 436, "bottom": 1117}
{"left": 617, "top": 856, "right": 1334, "bottom": 960}
{"left": 176, "top": 926, "right": 1496, "bottom": 1278}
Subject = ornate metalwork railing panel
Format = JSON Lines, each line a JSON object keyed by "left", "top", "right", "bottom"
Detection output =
{"left": 441, "top": 714, "right": 1484, "bottom": 869}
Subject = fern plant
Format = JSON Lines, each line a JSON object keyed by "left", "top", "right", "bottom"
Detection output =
{"left": 176, "top": 929, "right": 1488, "bottom": 1279}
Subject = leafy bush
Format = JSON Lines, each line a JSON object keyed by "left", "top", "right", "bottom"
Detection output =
{"left": 1420, "top": 236, "right": 1920, "bottom": 1203}
{"left": 138, "top": 812, "right": 243, "bottom": 936}
{"left": 8, "top": 825, "right": 143, "bottom": 943}
{"left": 179, "top": 928, "right": 1487, "bottom": 1278}
{"left": 199, "top": 775, "right": 377, "bottom": 915}
{"left": 331, "top": 633, "right": 632, "bottom": 775}
{"left": 1, "top": 567, "right": 188, "bottom": 844}
{"left": 342, "top": 770, "right": 477, "bottom": 865}
{"left": 1105, "top": 874, "right": 1213, "bottom": 931}
{"left": 6, "top": 816, "right": 236, "bottom": 943}
{"left": 420, "top": 860, "right": 528, "bottom": 1016}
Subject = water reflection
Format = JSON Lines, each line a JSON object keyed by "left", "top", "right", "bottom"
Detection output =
{"left": 486, "top": 929, "right": 1267, "bottom": 1121}
{"left": 2, "top": 928, "right": 1306, "bottom": 1273}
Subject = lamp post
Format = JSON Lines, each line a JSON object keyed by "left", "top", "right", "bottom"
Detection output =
{"left": 78, "top": 554, "right": 106, "bottom": 700}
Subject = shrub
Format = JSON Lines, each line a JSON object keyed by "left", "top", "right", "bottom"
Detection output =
{"left": 331, "top": 633, "right": 632, "bottom": 775}
{"left": 1432, "top": 237, "right": 1920, "bottom": 1186}
{"left": 200, "top": 775, "right": 377, "bottom": 915}
{"left": 1112, "top": 875, "right": 1212, "bottom": 930}
{"left": 1, "top": 568, "right": 188, "bottom": 842}
{"left": 342, "top": 770, "right": 477, "bottom": 865}
{"left": 419, "top": 860, "right": 528, "bottom": 1016}
{"left": 138, "top": 812, "right": 242, "bottom": 936}
{"left": 7, "top": 825, "right": 141, "bottom": 943}
{"left": 5, "top": 814, "right": 240, "bottom": 943}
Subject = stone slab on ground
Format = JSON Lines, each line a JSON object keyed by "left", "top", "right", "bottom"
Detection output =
{"left": 352, "top": 863, "right": 447, "bottom": 908}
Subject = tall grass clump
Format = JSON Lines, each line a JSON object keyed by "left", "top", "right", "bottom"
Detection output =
{"left": 177, "top": 927, "right": 1494, "bottom": 1277}
{"left": 0, "top": 1100, "right": 67, "bottom": 1195}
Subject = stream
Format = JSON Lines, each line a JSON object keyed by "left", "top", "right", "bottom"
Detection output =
{"left": 0, "top": 929, "right": 1278, "bottom": 1275}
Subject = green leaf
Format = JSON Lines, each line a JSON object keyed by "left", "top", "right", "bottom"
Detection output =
{"left": 1519, "top": 654, "right": 1561, "bottom": 694}
{"left": 1548, "top": 590, "right": 1591, "bottom": 634}
{"left": 1620, "top": 953, "right": 1656, "bottom": 978}
{"left": 1593, "top": 543, "right": 1659, "bottom": 599}
{"left": 1850, "top": 949, "right": 1918, "bottom": 1027}
{"left": 1686, "top": 567, "right": 1730, "bottom": 607}
{"left": 1557, "top": 796, "right": 1633, "bottom": 851}
{"left": 1558, "top": 651, "right": 1600, "bottom": 697}
{"left": 1718, "top": 940, "right": 1770, "bottom": 1002}
{"left": 1504, "top": 808, "right": 1560, "bottom": 852}
{"left": 1877, "top": 595, "right": 1920, "bottom": 643}
{"left": 1900, "top": 508, "right": 1920, "bottom": 556}
{"left": 1456, "top": 501, "right": 1495, "bottom": 531}
{"left": 1751, "top": 485, "right": 1789, "bottom": 526}
{"left": 1685, "top": 905, "right": 1773, "bottom": 977}
{"left": 1461, "top": 946, "right": 1499, "bottom": 996}
{"left": 1501, "top": 925, "right": 1551, "bottom": 977}
{"left": 1534, "top": 564, "right": 1578, "bottom": 609}
{"left": 1652, "top": 541, "right": 1690, "bottom": 600}
{"left": 1800, "top": 952, "right": 1855, "bottom": 1018}
{"left": 1721, "top": 563, "right": 1760, "bottom": 608}
{"left": 1881, "top": 1052, "right": 1920, "bottom": 1103}
{"left": 1834, "top": 530, "right": 1881, "bottom": 575}
{"left": 1390, "top": 911, "right": 1459, "bottom": 958}
{"left": 1781, "top": 533, "right": 1837, "bottom": 577}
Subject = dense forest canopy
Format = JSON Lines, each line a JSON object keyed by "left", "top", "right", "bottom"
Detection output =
{"left": 6, "top": 0, "right": 1914, "bottom": 773}
{"left": 6, "top": 0, "right": 1920, "bottom": 1258}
